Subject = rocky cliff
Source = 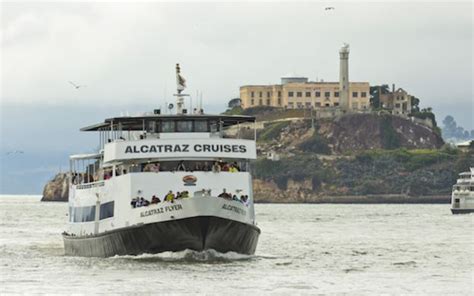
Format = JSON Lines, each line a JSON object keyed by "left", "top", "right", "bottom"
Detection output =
{"left": 253, "top": 111, "right": 473, "bottom": 202}
{"left": 257, "top": 113, "right": 444, "bottom": 156}
{"left": 41, "top": 173, "right": 68, "bottom": 202}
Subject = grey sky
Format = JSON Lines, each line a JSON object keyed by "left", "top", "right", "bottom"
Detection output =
{"left": 0, "top": 1, "right": 473, "bottom": 193}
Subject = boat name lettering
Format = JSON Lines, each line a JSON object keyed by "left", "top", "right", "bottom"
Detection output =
{"left": 125, "top": 144, "right": 247, "bottom": 154}
{"left": 140, "top": 204, "right": 183, "bottom": 217}
{"left": 222, "top": 204, "right": 246, "bottom": 216}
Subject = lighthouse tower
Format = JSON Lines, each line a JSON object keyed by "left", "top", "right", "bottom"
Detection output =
{"left": 339, "top": 43, "right": 350, "bottom": 111}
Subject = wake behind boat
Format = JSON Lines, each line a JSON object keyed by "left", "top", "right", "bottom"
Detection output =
{"left": 63, "top": 65, "right": 260, "bottom": 257}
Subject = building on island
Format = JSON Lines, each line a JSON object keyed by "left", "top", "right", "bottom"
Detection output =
{"left": 240, "top": 44, "right": 370, "bottom": 111}
{"left": 379, "top": 84, "right": 413, "bottom": 115}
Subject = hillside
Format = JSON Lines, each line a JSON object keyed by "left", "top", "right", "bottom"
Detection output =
{"left": 257, "top": 112, "right": 444, "bottom": 156}
{"left": 251, "top": 109, "right": 471, "bottom": 202}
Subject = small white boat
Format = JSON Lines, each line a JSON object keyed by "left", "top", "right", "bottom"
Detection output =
{"left": 451, "top": 168, "right": 474, "bottom": 214}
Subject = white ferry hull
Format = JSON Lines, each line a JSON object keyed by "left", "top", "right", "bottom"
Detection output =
{"left": 63, "top": 216, "right": 260, "bottom": 257}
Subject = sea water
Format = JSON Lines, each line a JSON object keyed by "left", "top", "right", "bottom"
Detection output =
{"left": 0, "top": 195, "right": 472, "bottom": 295}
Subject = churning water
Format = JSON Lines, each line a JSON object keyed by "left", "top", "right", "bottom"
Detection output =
{"left": 0, "top": 196, "right": 472, "bottom": 295}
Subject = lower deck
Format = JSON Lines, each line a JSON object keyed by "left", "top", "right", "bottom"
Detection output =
{"left": 66, "top": 171, "right": 256, "bottom": 237}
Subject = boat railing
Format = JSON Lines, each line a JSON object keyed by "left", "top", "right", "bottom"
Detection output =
{"left": 74, "top": 181, "right": 105, "bottom": 190}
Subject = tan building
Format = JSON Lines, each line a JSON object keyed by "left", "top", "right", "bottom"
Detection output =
{"left": 380, "top": 84, "right": 413, "bottom": 115}
{"left": 240, "top": 79, "right": 370, "bottom": 110}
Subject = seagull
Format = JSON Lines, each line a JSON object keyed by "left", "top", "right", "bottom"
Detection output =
{"left": 325, "top": 7, "right": 335, "bottom": 10}
{"left": 68, "top": 81, "right": 86, "bottom": 89}
{"left": 6, "top": 150, "right": 24, "bottom": 155}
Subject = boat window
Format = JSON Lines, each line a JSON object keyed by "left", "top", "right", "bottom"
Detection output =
{"left": 72, "top": 205, "right": 96, "bottom": 222}
{"left": 100, "top": 201, "right": 114, "bottom": 220}
{"left": 194, "top": 120, "right": 208, "bottom": 132}
{"left": 161, "top": 121, "right": 175, "bottom": 132}
{"left": 210, "top": 121, "right": 218, "bottom": 133}
{"left": 147, "top": 121, "right": 159, "bottom": 133}
{"left": 176, "top": 121, "right": 193, "bottom": 132}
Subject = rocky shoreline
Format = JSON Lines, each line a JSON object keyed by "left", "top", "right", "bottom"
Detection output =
{"left": 255, "top": 194, "right": 450, "bottom": 204}
{"left": 41, "top": 172, "right": 450, "bottom": 204}
{"left": 41, "top": 173, "right": 68, "bottom": 202}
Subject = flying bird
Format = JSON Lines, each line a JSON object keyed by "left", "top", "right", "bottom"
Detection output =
{"left": 325, "top": 7, "right": 335, "bottom": 10}
{"left": 68, "top": 81, "right": 86, "bottom": 89}
{"left": 6, "top": 150, "right": 24, "bottom": 155}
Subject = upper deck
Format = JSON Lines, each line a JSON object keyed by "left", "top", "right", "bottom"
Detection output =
{"left": 81, "top": 114, "right": 255, "bottom": 132}
{"left": 77, "top": 113, "right": 257, "bottom": 163}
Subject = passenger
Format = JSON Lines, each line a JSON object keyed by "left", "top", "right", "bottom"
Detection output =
{"left": 143, "top": 163, "right": 152, "bottom": 172}
{"left": 176, "top": 161, "right": 186, "bottom": 171}
{"left": 218, "top": 189, "right": 231, "bottom": 199}
{"left": 193, "top": 162, "right": 202, "bottom": 171}
{"left": 221, "top": 163, "right": 230, "bottom": 172}
{"left": 176, "top": 191, "right": 182, "bottom": 199}
{"left": 130, "top": 198, "right": 138, "bottom": 208}
{"left": 232, "top": 195, "right": 240, "bottom": 202}
{"left": 151, "top": 195, "right": 161, "bottom": 204}
{"left": 202, "top": 162, "right": 211, "bottom": 171}
{"left": 233, "top": 162, "right": 240, "bottom": 171}
{"left": 152, "top": 162, "right": 160, "bottom": 172}
{"left": 212, "top": 162, "right": 221, "bottom": 173}
{"left": 229, "top": 165, "right": 238, "bottom": 173}
{"left": 72, "top": 173, "right": 77, "bottom": 185}
{"left": 241, "top": 195, "right": 249, "bottom": 206}
{"left": 141, "top": 197, "right": 150, "bottom": 207}
{"left": 136, "top": 198, "right": 143, "bottom": 207}
{"left": 164, "top": 191, "right": 175, "bottom": 203}
{"left": 181, "top": 191, "right": 190, "bottom": 198}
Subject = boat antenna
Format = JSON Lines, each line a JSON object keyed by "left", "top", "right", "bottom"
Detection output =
{"left": 200, "top": 91, "right": 203, "bottom": 113}
{"left": 174, "top": 63, "right": 189, "bottom": 114}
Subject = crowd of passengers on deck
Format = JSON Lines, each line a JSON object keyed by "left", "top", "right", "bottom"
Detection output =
{"left": 130, "top": 188, "right": 250, "bottom": 208}
{"left": 71, "top": 160, "right": 243, "bottom": 185}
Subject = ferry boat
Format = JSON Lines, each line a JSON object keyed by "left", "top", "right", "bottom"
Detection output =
{"left": 63, "top": 65, "right": 260, "bottom": 257}
{"left": 450, "top": 168, "right": 474, "bottom": 214}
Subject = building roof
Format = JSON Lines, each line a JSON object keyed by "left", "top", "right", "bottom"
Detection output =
{"left": 80, "top": 114, "right": 256, "bottom": 131}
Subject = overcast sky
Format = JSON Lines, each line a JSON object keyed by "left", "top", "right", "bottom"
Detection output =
{"left": 0, "top": 1, "right": 473, "bottom": 193}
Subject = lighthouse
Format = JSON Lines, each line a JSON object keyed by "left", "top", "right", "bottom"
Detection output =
{"left": 339, "top": 43, "right": 350, "bottom": 111}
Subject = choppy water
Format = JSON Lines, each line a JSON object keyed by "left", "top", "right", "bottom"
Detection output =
{"left": 0, "top": 196, "right": 472, "bottom": 295}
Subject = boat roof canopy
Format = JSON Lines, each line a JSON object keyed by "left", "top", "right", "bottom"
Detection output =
{"left": 70, "top": 153, "right": 102, "bottom": 160}
{"left": 80, "top": 114, "right": 256, "bottom": 131}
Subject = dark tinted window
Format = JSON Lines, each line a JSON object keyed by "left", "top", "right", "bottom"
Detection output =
{"left": 194, "top": 120, "right": 208, "bottom": 132}
{"left": 100, "top": 201, "right": 114, "bottom": 220}
{"left": 176, "top": 121, "right": 193, "bottom": 132}
{"left": 147, "top": 121, "right": 158, "bottom": 133}
{"left": 162, "top": 121, "right": 175, "bottom": 132}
